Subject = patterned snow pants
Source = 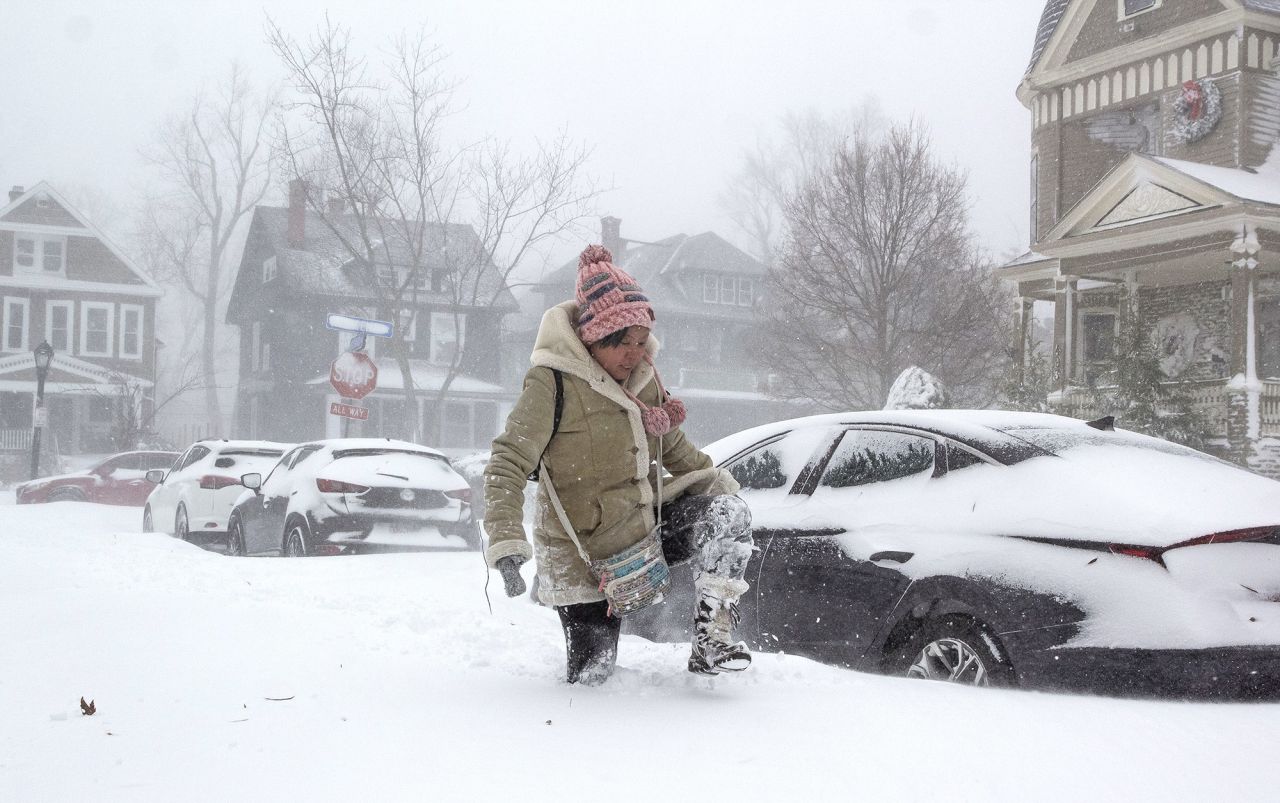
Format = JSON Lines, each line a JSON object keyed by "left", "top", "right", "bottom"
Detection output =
{"left": 657, "top": 493, "right": 754, "bottom": 580}
{"left": 555, "top": 493, "right": 753, "bottom": 683}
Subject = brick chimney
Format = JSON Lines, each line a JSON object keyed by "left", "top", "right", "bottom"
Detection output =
{"left": 601, "top": 216, "right": 623, "bottom": 260}
{"left": 287, "top": 179, "right": 308, "bottom": 248}
{"left": 9, "top": 185, "right": 25, "bottom": 203}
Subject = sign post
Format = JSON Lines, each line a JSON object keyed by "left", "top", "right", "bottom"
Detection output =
{"left": 325, "top": 313, "right": 391, "bottom": 438}
{"left": 329, "top": 349, "right": 378, "bottom": 437}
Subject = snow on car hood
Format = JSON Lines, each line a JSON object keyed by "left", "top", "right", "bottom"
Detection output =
{"left": 799, "top": 445, "right": 1280, "bottom": 548}
{"left": 320, "top": 452, "right": 466, "bottom": 490}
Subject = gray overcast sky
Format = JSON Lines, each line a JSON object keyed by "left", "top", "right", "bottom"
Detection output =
{"left": 1, "top": 0, "right": 1045, "bottom": 268}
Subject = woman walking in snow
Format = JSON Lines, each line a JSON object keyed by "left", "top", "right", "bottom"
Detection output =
{"left": 483, "top": 244, "right": 754, "bottom": 685}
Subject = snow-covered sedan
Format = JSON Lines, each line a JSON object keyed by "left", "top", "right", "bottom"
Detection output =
{"left": 225, "top": 438, "right": 479, "bottom": 556}
{"left": 143, "top": 440, "right": 290, "bottom": 544}
{"left": 15, "top": 451, "right": 179, "bottom": 506}
{"left": 625, "top": 410, "right": 1280, "bottom": 699}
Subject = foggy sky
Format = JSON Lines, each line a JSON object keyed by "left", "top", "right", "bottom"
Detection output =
{"left": 1, "top": 1, "right": 1045, "bottom": 269}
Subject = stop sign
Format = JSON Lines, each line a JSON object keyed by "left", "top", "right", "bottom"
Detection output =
{"left": 330, "top": 351, "right": 378, "bottom": 400}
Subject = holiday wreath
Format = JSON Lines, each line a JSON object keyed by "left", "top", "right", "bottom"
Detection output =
{"left": 1171, "top": 78, "right": 1222, "bottom": 144}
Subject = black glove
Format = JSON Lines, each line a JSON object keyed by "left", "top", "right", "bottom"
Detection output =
{"left": 495, "top": 555, "right": 527, "bottom": 598}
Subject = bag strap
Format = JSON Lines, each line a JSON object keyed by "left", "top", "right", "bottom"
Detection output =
{"left": 541, "top": 432, "right": 663, "bottom": 570}
{"left": 527, "top": 369, "right": 564, "bottom": 482}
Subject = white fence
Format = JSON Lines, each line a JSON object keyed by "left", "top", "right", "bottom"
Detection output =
{"left": 0, "top": 429, "right": 32, "bottom": 451}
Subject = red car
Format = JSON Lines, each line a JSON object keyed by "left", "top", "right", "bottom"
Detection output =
{"left": 15, "top": 451, "right": 180, "bottom": 506}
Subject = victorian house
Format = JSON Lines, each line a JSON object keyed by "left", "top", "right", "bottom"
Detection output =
{"left": 1003, "top": 0, "right": 1280, "bottom": 473}
{"left": 226, "top": 181, "right": 517, "bottom": 451}
{"left": 0, "top": 182, "right": 161, "bottom": 458}
{"left": 528, "top": 217, "right": 804, "bottom": 445}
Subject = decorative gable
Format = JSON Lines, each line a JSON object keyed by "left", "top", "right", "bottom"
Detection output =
{"left": 1095, "top": 182, "right": 1199, "bottom": 227}
{"left": 1042, "top": 153, "right": 1232, "bottom": 241}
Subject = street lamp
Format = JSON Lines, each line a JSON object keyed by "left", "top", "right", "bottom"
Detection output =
{"left": 30, "top": 340, "right": 54, "bottom": 480}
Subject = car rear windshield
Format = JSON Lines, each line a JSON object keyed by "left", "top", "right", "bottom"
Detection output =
{"left": 997, "top": 426, "right": 1217, "bottom": 463}
{"left": 331, "top": 448, "right": 447, "bottom": 464}
{"left": 219, "top": 449, "right": 285, "bottom": 457}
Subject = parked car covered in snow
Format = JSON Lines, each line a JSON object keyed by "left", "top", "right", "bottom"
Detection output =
{"left": 143, "top": 440, "right": 290, "bottom": 544}
{"left": 15, "top": 451, "right": 179, "bottom": 506}
{"left": 625, "top": 410, "right": 1280, "bottom": 699}
{"left": 225, "top": 438, "right": 478, "bottom": 556}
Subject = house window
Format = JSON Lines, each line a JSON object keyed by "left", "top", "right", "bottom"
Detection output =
{"left": 120, "top": 305, "right": 143, "bottom": 360}
{"left": 1118, "top": 0, "right": 1160, "bottom": 20}
{"left": 1080, "top": 311, "right": 1117, "bottom": 383}
{"left": 81, "top": 302, "right": 114, "bottom": 357}
{"left": 703, "top": 273, "right": 753, "bottom": 306}
{"left": 402, "top": 310, "right": 417, "bottom": 343}
{"left": 1259, "top": 299, "right": 1280, "bottom": 380}
{"left": 703, "top": 275, "right": 719, "bottom": 303}
{"left": 46, "top": 301, "right": 73, "bottom": 353}
{"left": 3, "top": 297, "right": 30, "bottom": 352}
{"left": 721, "top": 275, "right": 742, "bottom": 303}
{"left": 263, "top": 255, "right": 277, "bottom": 283}
{"left": 429, "top": 312, "right": 465, "bottom": 365}
{"left": 13, "top": 235, "right": 66, "bottom": 275}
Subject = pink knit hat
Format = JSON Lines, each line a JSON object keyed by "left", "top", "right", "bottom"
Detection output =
{"left": 575, "top": 244, "right": 655, "bottom": 345}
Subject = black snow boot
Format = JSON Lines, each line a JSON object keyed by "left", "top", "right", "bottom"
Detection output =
{"left": 557, "top": 600, "right": 621, "bottom": 686}
{"left": 688, "top": 576, "right": 752, "bottom": 676}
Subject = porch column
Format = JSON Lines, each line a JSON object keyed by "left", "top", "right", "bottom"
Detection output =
{"left": 1012, "top": 296, "right": 1034, "bottom": 384}
{"left": 1051, "top": 277, "right": 1077, "bottom": 393}
{"left": 1119, "top": 270, "right": 1140, "bottom": 336}
{"left": 1226, "top": 224, "right": 1262, "bottom": 464}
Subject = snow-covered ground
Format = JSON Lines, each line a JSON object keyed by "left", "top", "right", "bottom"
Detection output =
{"left": 3, "top": 497, "right": 1280, "bottom": 802}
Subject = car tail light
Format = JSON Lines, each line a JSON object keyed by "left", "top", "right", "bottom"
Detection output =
{"left": 316, "top": 478, "right": 370, "bottom": 494}
{"left": 314, "top": 544, "right": 345, "bottom": 556}
{"left": 1108, "top": 527, "right": 1280, "bottom": 566}
{"left": 444, "top": 487, "right": 472, "bottom": 504}
{"left": 199, "top": 475, "right": 240, "bottom": 490}
{"left": 1108, "top": 544, "right": 1164, "bottom": 563}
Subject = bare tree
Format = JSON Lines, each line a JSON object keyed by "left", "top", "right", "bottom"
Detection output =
{"left": 140, "top": 65, "right": 275, "bottom": 433}
{"left": 718, "top": 101, "right": 887, "bottom": 266}
{"left": 267, "top": 18, "right": 598, "bottom": 442}
{"left": 762, "top": 121, "right": 1010, "bottom": 410}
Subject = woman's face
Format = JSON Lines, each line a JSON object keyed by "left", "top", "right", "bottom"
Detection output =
{"left": 589, "top": 326, "right": 650, "bottom": 382}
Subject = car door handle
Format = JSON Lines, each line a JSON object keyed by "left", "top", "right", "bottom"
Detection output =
{"left": 870, "top": 550, "right": 914, "bottom": 564}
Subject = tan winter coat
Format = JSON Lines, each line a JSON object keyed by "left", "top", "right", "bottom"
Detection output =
{"left": 484, "top": 301, "right": 739, "bottom": 607}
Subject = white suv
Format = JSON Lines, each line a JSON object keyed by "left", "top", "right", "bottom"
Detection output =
{"left": 143, "top": 440, "right": 291, "bottom": 544}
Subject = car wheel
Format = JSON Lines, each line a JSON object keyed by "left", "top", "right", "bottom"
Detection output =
{"left": 175, "top": 505, "right": 190, "bottom": 542}
{"left": 226, "top": 517, "right": 246, "bottom": 557}
{"left": 48, "top": 487, "right": 85, "bottom": 503}
{"left": 284, "top": 521, "right": 310, "bottom": 557}
{"left": 904, "top": 615, "right": 1014, "bottom": 688}
{"left": 142, "top": 506, "right": 154, "bottom": 533}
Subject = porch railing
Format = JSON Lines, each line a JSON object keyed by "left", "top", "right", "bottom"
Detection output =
{"left": 0, "top": 428, "right": 32, "bottom": 452}
{"left": 1057, "top": 380, "right": 1280, "bottom": 438}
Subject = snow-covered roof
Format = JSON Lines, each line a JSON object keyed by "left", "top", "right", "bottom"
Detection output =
{"left": 1001, "top": 250, "right": 1053, "bottom": 269}
{"left": 1151, "top": 157, "right": 1280, "bottom": 208}
{"left": 539, "top": 231, "right": 765, "bottom": 319}
{"left": 230, "top": 206, "right": 518, "bottom": 317}
{"left": 1026, "top": 0, "right": 1070, "bottom": 76}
